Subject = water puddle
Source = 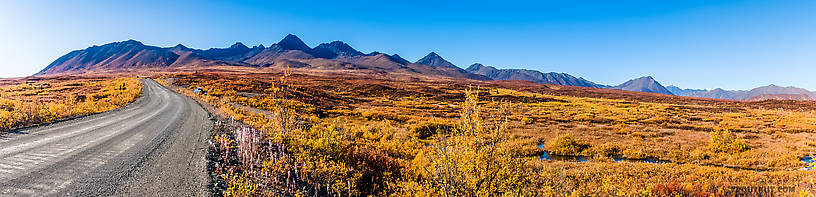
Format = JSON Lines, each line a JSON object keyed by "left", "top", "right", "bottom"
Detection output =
{"left": 539, "top": 151, "right": 589, "bottom": 162}
{"left": 803, "top": 156, "right": 814, "bottom": 170}
{"left": 538, "top": 144, "right": 668, "bottom": 164}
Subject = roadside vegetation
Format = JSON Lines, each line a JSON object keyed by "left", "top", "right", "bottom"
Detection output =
{"left": 163, "top": 70, "right": 816, "bottom": 196}
{"left": 0, "top": 77, "right": 141, "bottom": 132}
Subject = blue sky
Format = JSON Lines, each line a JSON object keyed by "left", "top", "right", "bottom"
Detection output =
{"left": 1, "top": 0, "right": 814, "bottom": 90}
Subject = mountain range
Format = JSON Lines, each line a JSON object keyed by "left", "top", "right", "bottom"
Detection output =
{"left": 38, "top": 34, "right": 487, "bottom": 80}
{"left": 37, "top": 34, "right": 814, "bottom": 101}
{"left": 666, "top": 84, "right": 816, "bottom": 101}
{"left": 465, "top": 64, "right": 673, "bottom": 95}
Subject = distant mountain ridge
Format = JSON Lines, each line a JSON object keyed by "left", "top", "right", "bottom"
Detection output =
{"left": 38, "top": 34, "right": 812, "bottom": 100}
{"left": 37, "top": 34, "right": 487, "bottom": 80}
{"left": 667, "top": 84, "right": 816, "bottom": 100}
{"left": 464, "top": 64, "right": 673, "bottom": 95}
{"left": 745, "top": 94, "right": 811, "bottom": 101}
{"left": 465, "top": 64, "right": 602, "bottom": 88}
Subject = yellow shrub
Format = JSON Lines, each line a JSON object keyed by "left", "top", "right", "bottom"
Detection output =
{"left": 546, "top": 134, "right": 587, "bottom": 155}
{"left": 708, "top": 129, "right": 749, "bottom": 154}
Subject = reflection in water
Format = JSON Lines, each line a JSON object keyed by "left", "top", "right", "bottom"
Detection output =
{"left": 538, "top": 145, "right": 816, "bottom": 170}
{"left": 538, "top": 144, "right": 668, "bottom": 164}
{"left": 539, "top": 152, "right": 589, "bottom": 162}
{"left": 613, "top": 157, "right": 667, "bottom": 164}
{"left": 804, "top": 156, "right": 814, "bottom": 169}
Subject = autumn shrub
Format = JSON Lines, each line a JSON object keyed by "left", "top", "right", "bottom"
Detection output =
{"left": 409, "top": 121, "right": 453, "bottom": 139}
{"left": 408, "top": 88, "right": 532, "bottom": 196}
{"left": 708, "top": 129, "right": 749, "bottom": 154}
{"left": 547, "top": 134, "right": 587, "bottom": 155}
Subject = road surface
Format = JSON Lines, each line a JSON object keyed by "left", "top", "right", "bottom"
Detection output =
{"left": 0, "top": 79, "right": 211, "bottom": 196}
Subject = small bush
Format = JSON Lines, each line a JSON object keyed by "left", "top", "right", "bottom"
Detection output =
{"left": 708, "top": 129, "right": 749, "bottom": 154}
{"left": 521, "top": 117, "right": 535, "bottom": 125}
{"left": 546, "top": 134, "right": 587, "bottom": 155}
{"left": 410, "top": 121, "right": 453, "bottom": 139}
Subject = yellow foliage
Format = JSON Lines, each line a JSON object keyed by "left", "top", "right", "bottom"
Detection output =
{"left": 547, "top": 134, "right": 587, "bottom": 155}
{"left": 0, "top": 78, "right": 141, "bottom": 132}
{"left": 708, "top": 129, "right": 750, "bottom": 154}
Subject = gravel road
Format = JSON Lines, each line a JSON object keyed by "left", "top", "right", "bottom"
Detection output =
{"left": 0, "top": 79, "right": 211, "bottom": 196}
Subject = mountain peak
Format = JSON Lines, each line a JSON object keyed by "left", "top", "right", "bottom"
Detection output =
{"left": 120, "top": 39, "right": 144, "bottom": 46}
{"left": 467, "top": 63, "right": 486, "bottom": 69}
{"left": 634, "top": 76, "right": 656, "bottom": 81}
{"left": 277, "top": 34, "right": 311, "bottom": 51}
{"left": 388, "top": 53, "right": 410, "bottom": 64}
{"left": 416, "top": 52, "right": 457, "bottom": 68}
{"left": 613, "top": 76, "right": 673, "bottom": 95}
{"left": 428, "top": 51, "right": 439, "bottom": 56}
{"left": 465, "top": 63, "right": 491, "bottom": 72}
{"left": 229, "top": 42, "right": 248, "bottom": 49}
{"left": 313, "top": 40, "right": 363, "bottom": 58}
{"left": 172, "top": 44, "right": 190, "bottom": 50}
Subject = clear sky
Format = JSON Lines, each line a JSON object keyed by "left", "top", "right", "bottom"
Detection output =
{"left": 1, "top": 0, "right": 814, "bottom": 90}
